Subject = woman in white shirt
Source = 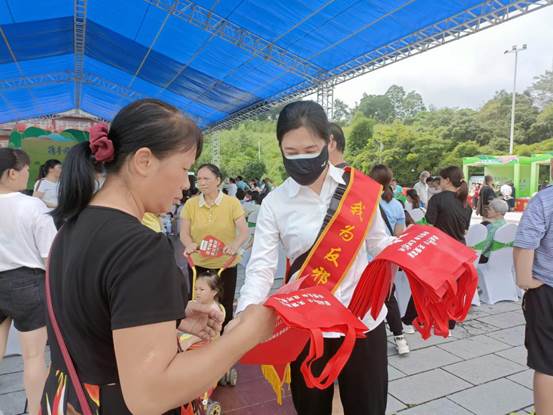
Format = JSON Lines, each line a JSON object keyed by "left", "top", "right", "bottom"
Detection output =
{"left": 0, "top": 149, "right": 58, "bottom": 415}
{"left": 33, "top": 159, "right": 62, "bottom": 208}
{"left": 236, "top": 101, "right": 396, "bottom": 415}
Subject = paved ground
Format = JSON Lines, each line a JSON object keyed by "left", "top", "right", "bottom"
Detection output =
{"left": 0, "top": 299, "right": 535, "bottom": 415}
{"left": 1, "top": 213, "right": 531, "bottom": 414}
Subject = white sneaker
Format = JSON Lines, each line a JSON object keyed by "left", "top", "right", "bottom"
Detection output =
{"left": 403, "top": 324, "right": 415, "bottom": 334}
{"left": 394, "top": 335, "right": 410, "bottom": 355}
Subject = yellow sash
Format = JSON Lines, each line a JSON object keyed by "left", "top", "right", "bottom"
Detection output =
{"left": 262, "top": 167, "right": 382, "bottom": 403}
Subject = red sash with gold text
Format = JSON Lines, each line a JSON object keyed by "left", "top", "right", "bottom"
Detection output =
{"left": 245, "top": 167, "right": 382, "bottom": 402}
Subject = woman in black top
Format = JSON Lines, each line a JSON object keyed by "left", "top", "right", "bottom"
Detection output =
{"left": 403, "top": 166, "right": 472, "bottom": 330}
{"left": 41, "top": 99, "right": 275, "bottom": 415}
{"left": 425, "top": 166, "right": 473, "bottom": 244}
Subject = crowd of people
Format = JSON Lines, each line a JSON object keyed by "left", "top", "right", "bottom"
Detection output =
{"left": 0, "top": 98, "right": 551, "bottom": 415}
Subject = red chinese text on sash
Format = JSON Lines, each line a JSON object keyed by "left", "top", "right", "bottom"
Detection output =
{"left": 240, "top": 167, "right": 382, "bottom": 402}
{"left": 295, "top": 167, "right": 382, "bottom": 292}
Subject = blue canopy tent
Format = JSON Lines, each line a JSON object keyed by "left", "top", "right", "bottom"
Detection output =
{"left": 0, "top": 0, "right": 551, "bottom": 130}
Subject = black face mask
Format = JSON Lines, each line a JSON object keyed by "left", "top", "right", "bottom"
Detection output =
{"left": 282, "top": 145, "right": 329, "bottom": 186}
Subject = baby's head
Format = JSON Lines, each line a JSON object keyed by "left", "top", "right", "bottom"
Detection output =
{"left": 194, "top": 271, "right": 223, "bottom": 305}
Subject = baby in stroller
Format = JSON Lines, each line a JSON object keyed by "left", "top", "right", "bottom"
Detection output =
{"left": 179, "top": 271, "right": 236, "bottom": 415}
{"left": 179, "top": 270, "right": 225, "bottom": 351}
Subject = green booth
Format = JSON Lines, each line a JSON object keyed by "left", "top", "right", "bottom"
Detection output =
{"left": 463, "top": 154, "right": 553, "bottom": 211}
{"left": 8, "top": 126, "right": 88, "bottom": 189}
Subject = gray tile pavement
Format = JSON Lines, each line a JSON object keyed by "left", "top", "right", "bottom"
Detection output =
{"left": 448, "top": 378, "right": 533, "bottom": 415}
{"left": 442, "top": 354, "right": 526, "bottom": 385}
{"left": 1, "top": 296, "right": 536, "bottom": 415}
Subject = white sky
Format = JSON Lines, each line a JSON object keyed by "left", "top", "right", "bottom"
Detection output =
{"left": 318, "top": 6, "right": 553, "bottom": 110}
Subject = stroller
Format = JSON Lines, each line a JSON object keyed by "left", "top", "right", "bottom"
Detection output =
{"left": 182, "top": 237, "right": 240, "bottom": 414}
{"left": 179, "top": 338, "right": 238, "bottom": 415}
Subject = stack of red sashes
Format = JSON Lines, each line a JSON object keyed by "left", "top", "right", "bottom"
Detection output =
{"left": 349, "top": 225, "right": 478, "bottom": 338}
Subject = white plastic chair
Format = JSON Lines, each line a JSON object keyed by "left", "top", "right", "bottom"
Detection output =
{"left": 477, "top": 223, "right": 519, "bottom": 304}
{"left": 466, "top": 224, "right": 489, "bottom": 306}
{"left": 409, "top": 208, "right": 426, "bottom": 224}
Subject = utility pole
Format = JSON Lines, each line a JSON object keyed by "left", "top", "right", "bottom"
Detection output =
{"left": 504, "top": 44, "right": 527, "bottom": 155}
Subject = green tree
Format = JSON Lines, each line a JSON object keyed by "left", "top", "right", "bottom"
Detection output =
{"left": 242, "top": 160, "right": 267, "bottom": 180}
{"left": 356, "top": 93, "right": 395, "bottom": 122}
{"left": 347, "top": 114, "right": 375, "bottom": 157}
{"left": 402, "top": 90, "right": 426, "bottom": 120}
{"left": 441, "top": 140, "right": 483, "bottom": 167}
{"left": 333, "top": 99, "right": 351, "bottom": 123}
{"left": 528, "top": 103, "right": 553, "bottom": 142}
{"left": 385, "top": 85, "right": 406, "bottom": 118}
{"left": 478, "top": 90, "right": 539, "bottom": 145}
{"left": 528, "top": 70, "right": 553, "bottom": 109}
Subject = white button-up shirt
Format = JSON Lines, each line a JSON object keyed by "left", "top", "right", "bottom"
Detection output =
{"left": 236, "top": 164, "right": 396, "bottom": 333}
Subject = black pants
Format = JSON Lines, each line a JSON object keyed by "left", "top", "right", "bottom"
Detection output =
{"left": 385, "top": 284, "right": 403, "bottom": 336}
{"left": 187, "top": 265, "right": 237, "bottom": 328}
{"left": 402, "top": 297, "right": 456, "bottom": 330}
{"left": 290, "top": 322, "right": 388, "bottom": 415}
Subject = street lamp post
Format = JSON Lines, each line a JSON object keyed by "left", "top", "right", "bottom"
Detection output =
{"left": 504, "top": 44, "right": 527, "bottom": 155}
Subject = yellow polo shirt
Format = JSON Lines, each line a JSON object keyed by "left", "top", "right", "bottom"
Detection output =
{"left": 182, "top": 192, "right": 245, "bottom": 269}
{"left": 142, "top": 212, "right": 162, "bottom": 232}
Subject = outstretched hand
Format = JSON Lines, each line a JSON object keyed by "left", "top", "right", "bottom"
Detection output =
{"left": 179, "top": 301, "right": 224, "bottom": 340}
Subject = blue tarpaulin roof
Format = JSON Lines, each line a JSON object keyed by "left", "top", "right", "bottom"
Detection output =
{"left": 0, "top": 0, "right": 551, "bottom": 129}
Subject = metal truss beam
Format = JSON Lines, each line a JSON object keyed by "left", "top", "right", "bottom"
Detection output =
{"left": 144, "top": 0, "right": 323, "bottom": 82}
{"left": 316, "top": 83, "right": 334, "bottom": 121}
{"left": 0, "top": 72, "right": 145, "bottom": 101}
{"left": 74, "top": 0, "right": 88, "bottom": 109}
{"left": 206, "top": 0, "right": 553, "bottom": 132}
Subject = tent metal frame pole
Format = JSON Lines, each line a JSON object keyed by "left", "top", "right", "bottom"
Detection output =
{"left": 211, "top": 134, "right": 221, "bottom": 166}
{"left": 73, "top": 0, "right": 88, "bottom": 109}
{"left": 316, "top": 84, "right": 334, "bottom": 121}
{"left": 206, "top": 0, "right": 552, "bottom": 133}
{"left": 144, "top": 0, "right": 323, "bottom": 82}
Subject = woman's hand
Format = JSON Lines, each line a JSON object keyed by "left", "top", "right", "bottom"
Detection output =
{"left": 179, "top": 301, "right": 224, "bottom": 340}
{"left": 223, "top": 242, "right": 240, "bottom": 256}
{"left": 224, "top": 304, "right": 276, "bottom": 343}
{"left": 183, "top": 243, "right": 198, "bottom": 256}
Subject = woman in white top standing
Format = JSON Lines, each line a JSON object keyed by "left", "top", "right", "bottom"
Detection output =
{"left": 33, "top": 159, "right": 62, "bottom": 208}
{"left": 0, "top": 149, "right": 58, "bottom": 415}
{"left": 236, "top": 101, "right": 396, "bottom": 415}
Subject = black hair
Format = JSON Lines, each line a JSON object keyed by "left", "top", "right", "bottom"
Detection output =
{"left": 276, "top": 101, "right": 330, "bottom": 145}
{"left": 236, "top": 188, "right": 245, "bottom": 200}
{"left": 440, "top": 166, "right": 468, "bottom": 205}
{"left": 484, "top": 175, "right": 493, "bottom": 185}
{"left": 36, "top": 159, "right": 61, "bottom": 181}
{"left": 369, "top": 164, "right": 392, "bottom": 188}
{"left": 406, "top": 189, "right": 420, "bottom": 208}
{"left": 197, "top": 163, "right": 223, "bottom": 183}
{"left": 329, "top": 122, "right": 346, "bottom": 153}
{"left": 247, "top": 190, "right": 262, "bottom": 205}
{"left": 196, "top": 270, "right": 223, "bottom": 302}
{"left": 0, "top": 148, "right": 30, "bottom": 179}
{"left": 229, "top": 178, "right": 236, "bottom": 184}
{"left": 426, "top": 176, "right": 434, "bottom": 184}
{"left": 237, "top": 176, "right": 243, "bottom": 181}
{"left": 52, "top": 99, "right": 203, "bottom": 224}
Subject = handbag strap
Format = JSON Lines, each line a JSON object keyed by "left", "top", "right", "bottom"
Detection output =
{"left": 45, "top": 236, "right": 93, "bottom": 415}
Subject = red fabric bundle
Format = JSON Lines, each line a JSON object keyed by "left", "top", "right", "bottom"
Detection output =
{"left": 349, "top": 225, "right": 478, "bottom": 338}
{"left": 241, "top": 285, "right": 368, "bottom": 389}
